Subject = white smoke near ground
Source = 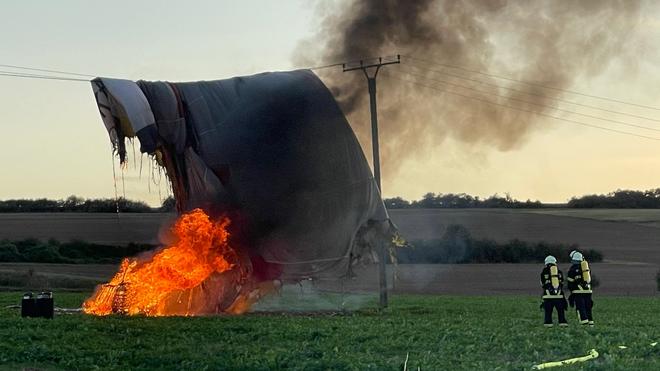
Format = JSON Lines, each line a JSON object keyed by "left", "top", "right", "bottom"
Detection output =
{"left": 251, "top": 279, "right": 377, "bottom": 312}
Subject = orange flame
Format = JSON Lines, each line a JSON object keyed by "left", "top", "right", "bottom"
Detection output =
{"left": 83, "top": 208, "right": 254, "bottom": 316}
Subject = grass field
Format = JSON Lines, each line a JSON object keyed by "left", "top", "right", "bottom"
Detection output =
{"left": 0, "top": 293, "right": 657, "bottom": 370}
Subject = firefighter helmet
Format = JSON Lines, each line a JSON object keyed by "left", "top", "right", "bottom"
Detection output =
{"left": 544, "top": 255, "right": 557, "bottom": 265}
{"left": 572, "top": 252, "right": 584, "bottom": 262}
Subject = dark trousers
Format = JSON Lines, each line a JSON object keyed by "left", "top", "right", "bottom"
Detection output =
{"left": 573, "top": 293, "right": 593, "bottom": 323}
{"left": 543, "top": 298, "right": 567, "bottom": 325}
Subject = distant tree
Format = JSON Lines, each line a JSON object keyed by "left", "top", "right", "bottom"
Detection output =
{"left": 62, "top": 195, "right": 84, "bottom": 211}
{"left": 415, "top": 192, "right": 441, "bottom": 208}
{"left": 383, "top": 197, "right": 410, "bottom": 209}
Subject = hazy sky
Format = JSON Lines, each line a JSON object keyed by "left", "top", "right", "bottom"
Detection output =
{"left": 2, "top": 0, "right": 660, "bottom": 206}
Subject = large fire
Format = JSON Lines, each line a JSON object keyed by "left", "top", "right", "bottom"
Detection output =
{"left": 83, "top": 208, "right": 269, "bottom": 316}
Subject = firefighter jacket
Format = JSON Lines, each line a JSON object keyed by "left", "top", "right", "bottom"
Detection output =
{"left": 540, "top": 265, "right": 564, "bottom": 299}
{"left": 567, "top": 263, "right": 592, "bottom": 294}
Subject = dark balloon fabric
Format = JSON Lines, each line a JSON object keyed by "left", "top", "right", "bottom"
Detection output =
{"left": 92, "top": 70, "right": 390, "bottom": 281}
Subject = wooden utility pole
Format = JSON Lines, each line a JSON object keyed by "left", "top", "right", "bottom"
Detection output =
{"left": 343, "top": 55, "right": 400, "bottom": 308}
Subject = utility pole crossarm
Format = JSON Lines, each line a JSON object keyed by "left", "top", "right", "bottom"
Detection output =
{"left": 342, "top": 54, "right": 400, "bottom": 309}
{"left": 342, "top": 55, "right": 401, "bottom": 73}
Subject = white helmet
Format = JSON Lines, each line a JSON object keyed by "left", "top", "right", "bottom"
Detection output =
{"left": 569, "top": 250, "right": 580, "bottom": 259}
{"left": 544, "top": 255, "right": 557, "bottom": 265}
{"left": 572, "top": 252, "right": 584, "bottom": 262}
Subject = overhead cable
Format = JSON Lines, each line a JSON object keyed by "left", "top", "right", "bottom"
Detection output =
{"left": 404, "top": 55, "right": 660, "bottom": 112}
{"left": 382, "top": 73, "right": 660, "bottom": 142}
{"left": 398, "top": 69, "right": 660, "bottom": 133}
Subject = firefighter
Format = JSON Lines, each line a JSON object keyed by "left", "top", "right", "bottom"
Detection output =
{"left": 567, "top": 251, "right": 594, "bottom": 326}
{"left": 540, "top": 255, "right": 568, "bottom": 327}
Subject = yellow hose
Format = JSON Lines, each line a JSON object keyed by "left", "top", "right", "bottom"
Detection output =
{"left": 532, "top": 349, "right": 599, "bottom": 369}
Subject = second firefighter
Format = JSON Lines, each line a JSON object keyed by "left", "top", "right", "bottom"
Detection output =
{"left": 567, "top": 250, "right": 595, "bottom": 326}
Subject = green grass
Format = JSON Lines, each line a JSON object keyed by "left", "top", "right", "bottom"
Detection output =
{"left": 0, "top": 293, "right": 657, "bottom": 370}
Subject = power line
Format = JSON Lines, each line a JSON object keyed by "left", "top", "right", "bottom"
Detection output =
{"left": 398, "top": 69, "right": 660, "bottom": 133}
{"left": 381, "top": 72, "right": 660, "bottom": 142}
{"left": 0, "top": 71, "right": 90, "bottom": 82}
{"left": 0, "top": 63, "right": 95, "bottom": 78}
{"left": 406, "top": 62, "right": 660, "bottom": 124}
{"left": 404, "top": 55, "right": 660, "bottom": 112}
{"left": 0, "top": 62, "right": 341, "bottom": 82}
{"left": 0, "top": 53, "right": 390, "bottom": 84}
{"left": 308, "top": 62, "right": 345, "bottom": 71}
{"left": 0, "top": 59, "right": 345, "bottom": 81}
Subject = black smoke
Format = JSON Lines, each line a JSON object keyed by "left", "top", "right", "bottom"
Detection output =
{"left": 295, "top": 0, "right": 641, "bottom": 174}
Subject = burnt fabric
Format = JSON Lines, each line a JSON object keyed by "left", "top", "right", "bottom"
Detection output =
{"left": 91, "top": 70, "right": 391, "bottom": 282}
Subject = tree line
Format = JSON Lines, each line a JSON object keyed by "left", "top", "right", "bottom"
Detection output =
{"left": 3, "top": 188, "right": 660, "bottom": 212}
{"left": 0, "top": 196, "right": 174, "bottom": 213}
{"left": 385, "top": 188, "right": 660, "bottom": 209}
{"left": 384, "top": 193, "right": 544, "bottom": 209}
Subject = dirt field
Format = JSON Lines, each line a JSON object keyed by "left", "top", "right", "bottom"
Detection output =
{"left": 2, "top": 209, "right": 659, "bottom": 264}
{"left": 1, "top": 210, "right": 658, "bottom": 296}
{"left": 0, "top": 263, "right": 117, "bottom": 281}
{"left": 0, "top": 213, "right": 176, "bottom": 245}
{"left": 527, "top": 208, "right": 660, "bottom": 227}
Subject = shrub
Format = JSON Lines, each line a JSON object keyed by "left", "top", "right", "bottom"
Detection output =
{"left": 0, "top": 241, "right": 21, "bottom": 262}
{"left": 58, "top": 240, "right": 95, "bottom": 260}
{"left": 396, "top": 224, "right": 604, "bottom": 264}
{"left": 22, "top": 243, "right": 69, "bottom": 263}
{"left": 0, "top": 239, "right": 156, "bottom": 264}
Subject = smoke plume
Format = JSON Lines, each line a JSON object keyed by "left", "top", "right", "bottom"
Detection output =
{"left": 294, "top": 0, "right": 641, "bottom": 176}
